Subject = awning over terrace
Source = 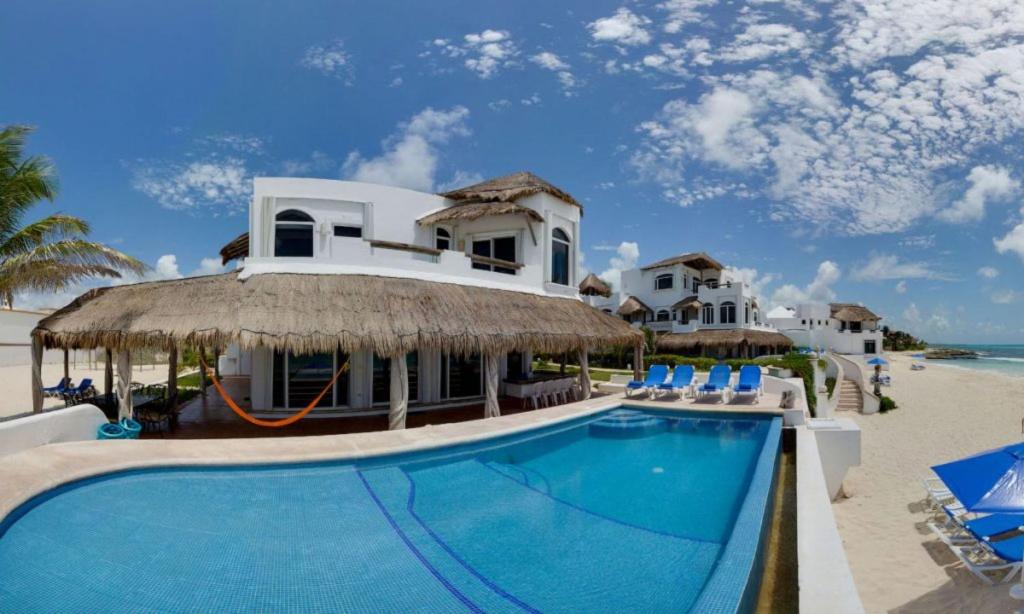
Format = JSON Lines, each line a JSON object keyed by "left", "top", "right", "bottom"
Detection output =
{"left": 31, "top": 272, "right": 642, "bottom": 425}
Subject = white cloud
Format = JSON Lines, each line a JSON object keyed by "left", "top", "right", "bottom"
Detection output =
{"left": 436, "top": 170, "right": 484, "bottom": 193}
{"left": 895, "top": 280, "right": 907, "bottom": 294}
{"left": 717, "top": 24, "right": 810, "bottom": 62}
{"left": 901, "top": 302, "right": 951, "bottom": 335}
{"left": 938, "top": 165, "right": 1018, "bottom": 223}
{"left": 658, "top": 0, "right": 718, "bottom": 34}
{"left": 994, "top": 215, "right": 1024, "bottom": 262}
{"left": 898, "top": 235, "right": 936, "bottom": 249}
{"left": 992, "top": 289, "right": 1019, "bottom": 304}
{"left": 770, "top": 260, "right": 841, "bottom": 308}
{"left": 342, "top": 106, "right": 471, "bottom": 192}
{"left": 300, "top": 40, "right": 353, "bottom": 83}
{"left": 851, "top": 253, "right": 952, "bottom": 281}
{"left": 192, "top": 257, "right": 227, "bottom": 277}
{"left": 978, "top": 266, "right": 1000, "bottom": 279}
{"left": 435, "top": 30, "right": 518, "bottom": 79}
{"left": 530, "top": 52, "right": 578, "bottom": 94}
{"left": 588, "top": 8, "right": 652, "bottom": 46}
{"left": 598, "top": 241, "right": 640, "bottom": 290}
{"left": 133, "top": 157, "right": 251, "bottom": 214}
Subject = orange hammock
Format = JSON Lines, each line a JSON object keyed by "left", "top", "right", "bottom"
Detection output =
{"left": 199, "top": 356, "right": 350, "bottom": 428}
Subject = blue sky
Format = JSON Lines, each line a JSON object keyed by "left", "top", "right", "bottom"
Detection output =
{"left": 3, "top": 0, "right": 1024, "bottom": 343}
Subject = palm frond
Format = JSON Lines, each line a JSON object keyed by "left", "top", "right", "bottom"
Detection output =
{"left": 0, "top": 214, "right": 90, "bottom": 257}
{"left": 0, "top": 239, "right": 146, "bottom": 275}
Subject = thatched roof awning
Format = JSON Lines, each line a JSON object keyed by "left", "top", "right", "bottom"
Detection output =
{"left": 578, "top": 273, "right": 611, "bottom": 297}
{"left": 656, "top": 329, "right": 794, "bottom": 353}
{"left": 672, "top": 295, "right": 701, "bottom": 310}
{"left": 417, "top": 201, "right": 544, "bottom": 226}
{"left": 440, "top": 171, "right": 582, "bottom": 211}
{"left": 617, "top": 295, "right": 652, "bottom": 316}
{"left": 830, "top": 303, "right": 880, "bottom": 322}
{"left": 220, "top": 232, "right": 249, "bottom": 265}
{"left": 641, "top": 251, "right": 724, "bottom": 272}
{"left": 33, "top": 273, "right": 641, "bottom": 356}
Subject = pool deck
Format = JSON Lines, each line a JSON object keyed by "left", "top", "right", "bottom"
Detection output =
{"left": 0, "top": 390, "right": 784, "bottom": 526}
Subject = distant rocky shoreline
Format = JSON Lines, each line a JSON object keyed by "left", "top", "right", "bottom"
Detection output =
{"left": 923, "top": 348, "right": 979, "bottom": 360}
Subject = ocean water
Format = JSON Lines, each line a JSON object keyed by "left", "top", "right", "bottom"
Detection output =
{"left": 929, "top": 344, "right": 1024, "bottom": 378}
{"left": 0, "top": 409, "right": 779, "bottom": 613}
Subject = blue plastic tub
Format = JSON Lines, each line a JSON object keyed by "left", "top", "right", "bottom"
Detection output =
{"left": 120, "top": 419, "right": 142, "bottom": 440}
{"left": 97, "top": 423, "right": 127, "bottom": 440}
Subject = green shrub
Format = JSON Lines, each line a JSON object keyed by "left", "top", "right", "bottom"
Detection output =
{"left": 879, "top": 395, "right": 898, "bottom": 412}
{"left": 825, "top": 377, "right": 837, "bottom": 397}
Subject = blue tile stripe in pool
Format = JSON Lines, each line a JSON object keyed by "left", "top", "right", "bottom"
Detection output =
{"left": 690, "top": 416, "right": 783, "bottom": 613}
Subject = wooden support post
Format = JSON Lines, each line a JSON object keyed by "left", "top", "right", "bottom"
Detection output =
{"left": 104, "top": 349, "right": 113, "bottom": 400}
{"left": 578, "top": 349, "right": 591, "bottom": 401}
{"left": 63, "top": 349, "right": 69, "bottom": 384}
{"left": 213, "top": 346, "right": 221, "bottom": 379}
{"left": 198, "top": 345, "right": 207, "bottom": 397}
{"left": 559, "top": 353, "right": 566, "bottom": 376}
{"left": 116, "top": 350, "right": 132, "bottom": 420}
{"left": 31, "top": 337, "right": 43, "bottom": 413}
{"left": 633, "top": 344, "right": 644, "bottom": 381}
{"left": 167, "top": 344, "right": 178, "bottom": 411}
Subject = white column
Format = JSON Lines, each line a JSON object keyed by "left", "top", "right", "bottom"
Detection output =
{"left": 484, "top": 353, "right": 501, "bottom": 418}
{"left": 116, "top": 350, "right": 132, "bottom": 420}
{"left": 31, "top": 336, "right": 44, "bottom": 413}
{"left": 578, "top": 349, "right": 591, "bottom": 401}
{"left": 388, "top": 354, "right": 409, "bottom": 430}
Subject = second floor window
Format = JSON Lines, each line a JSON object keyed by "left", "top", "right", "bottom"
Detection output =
{"left": 551, "top": 228, "right": 570, "bottom": 286}
{"left": 472, "top": 235, "right": 517, "bottom": 275}
{"left": 275, "top": 209, "right": 314, "bottom": 257}
{"left": 702, "top": 303, "right": 714, "bottom": 324}
{"left": 435, "top": 227, "right": 451, "bottom": 250}
{"left": 720, "top": 301, "right": 736, "bottom": 324}
{"left": 654, "top": 273, "right": 673, "bottom": 291}
{"left": 656, "top": 309, "right": 670, "bottom": 321}
{"left": 692, "top": 277, "right": 700, "bottom": 293}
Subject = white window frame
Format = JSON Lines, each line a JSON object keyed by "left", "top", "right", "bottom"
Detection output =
{"left": 275, "top": 350, "right": 348, "bottom": 409}
{"left": 274, "top": 208, "right": 316, "bottom": 258}
{"left": 435, "top": 226, "right": 453, "bottom": 251}
{"left": 654, "top": 273, "right": 674, "bottom": 291}
{"left": 469, "top": 231, "right": 520, "bottom": 273}
{"left": 550, "top": 227, "right": 572, "bottom": 286}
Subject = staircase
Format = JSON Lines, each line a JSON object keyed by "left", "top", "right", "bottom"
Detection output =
{"left": 836, "top": 379, "right": 863, "bottom": 412}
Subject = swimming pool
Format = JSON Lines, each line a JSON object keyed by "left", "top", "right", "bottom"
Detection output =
{"left": 0, "top": 407, "right": 781, "bottom": 612}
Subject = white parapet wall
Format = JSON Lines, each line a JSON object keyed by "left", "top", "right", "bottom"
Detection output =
{"left": 797, "top": 425, "right": 865, "bottom": 613}
{"left": 807, "top": 417, "right": 861, "bottom": 500}
{"left": 0, "top": 405, "right": 108, "bottom": 458}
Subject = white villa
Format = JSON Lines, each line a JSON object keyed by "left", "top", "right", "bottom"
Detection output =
{"left": 31, "top": 173, "right": 639, "bottom": 423}
{"left": 766, "top": 303, "right": 884, "bottom": 356}
{"left": 585, "top": 252, "right": 794, "bottom": 358}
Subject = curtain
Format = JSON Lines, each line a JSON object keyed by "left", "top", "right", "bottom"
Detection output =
{"left": 388, "top": 353, "right": 409, "bottom": 430}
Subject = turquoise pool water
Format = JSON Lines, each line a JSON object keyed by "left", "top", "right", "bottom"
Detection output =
{"left": 0, "top": 408, "right": 781, "bottom": 612}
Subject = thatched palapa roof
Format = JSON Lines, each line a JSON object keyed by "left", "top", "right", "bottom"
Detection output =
{"left": 417, "top": 201, "right": 544, "bottom": 226}
{"left": 656, "top": 329, "right": 794, "bottom": 353}
{"left": 33, "top": 273, "right": 641, "bottom": 356}
{"left": 220, "top": 232, "right": 249, "bottom": 265}
{"left": 578, "top": 273, "right": 612, "bottom": 297}
{"left": 617, "top": 295, "right": 653, "bottom": 316}
{"left": 641, "top": 251, "right": 723, "bottom": 272}
{"left": 830, "top": 303, "right": 880, "bottom": 322}
{"left": 672, "top": 295, "right": 701, "bottom": 310}
{"left": 440, "top": 172, "right": 582, "bottom": 211}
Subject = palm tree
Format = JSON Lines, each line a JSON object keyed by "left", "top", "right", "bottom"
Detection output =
{"left": 0, "top": 125, "right": 146, "bottom": 307}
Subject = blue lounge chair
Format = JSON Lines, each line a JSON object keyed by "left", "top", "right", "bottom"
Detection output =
{"left": 730, "top": 365, "right": 763, "bottom": 402}
{"left": 625, "top": 365, "right": 668, "bottom": 399}
{"left": 63, "top": 378, "right": 95, "bottom": 405}
{"left": 697, "top": 365, "right": 731, "bottom": 401}
{"left": 928, "top": 513, "right": 1024, "bottom": 584}
{"left": 41, "top": 377, "right": 72, "bottom": 398}
{"left": 657, "top": 365, "right": 695, "bottom": 398}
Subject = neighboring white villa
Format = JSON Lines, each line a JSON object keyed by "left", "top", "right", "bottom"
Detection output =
{"left": 214, "top": 173, "right": 595, "bottom": 414}
{"left": 585, "top": 252, "right": 793, "bottom": 358}
{"left": 766, "top": 303, "right": 884, "bottom": 356}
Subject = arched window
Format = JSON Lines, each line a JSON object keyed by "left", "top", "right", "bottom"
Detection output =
{"left": 551, "top": 228, "right": 571, "bottom": 286}
{"left": 654, "top": 273, "right": 673, "bottom": 291}
{"left": 720, "top": 301, "right": 736, "bottom": 324}
{"left": 435, "top": 227, "right": 451, "bottom": 250}
{"left": 656, "top": 309, "right": 670, "bottom": 322}
{"left": 702, "top": 303, "right": 715, "bottom": 324}
{"left": 275, "top": 209, "right": 314, "bottom": 257}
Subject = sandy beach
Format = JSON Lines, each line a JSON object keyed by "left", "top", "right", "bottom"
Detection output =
{"left": 833, "top": 352, "right": 1024, "bottom": 613}
{"left": 0, "top": 363, "right": 172, "bottom": 419}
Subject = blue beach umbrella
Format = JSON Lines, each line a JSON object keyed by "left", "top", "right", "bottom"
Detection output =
{"left": 866, "top": 357, "right": 888, "bottom": 365}
{"left": 932, "top": 442, "right": 1024, "bottom": 513}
